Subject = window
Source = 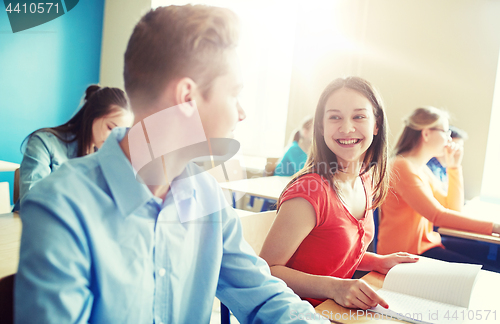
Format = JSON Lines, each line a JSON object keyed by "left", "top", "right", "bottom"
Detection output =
{"left": 481, "top": 48, "right": 500, "bottom": 204}
{"left": 152, "top": 0, "right": 298, "bottom": 157}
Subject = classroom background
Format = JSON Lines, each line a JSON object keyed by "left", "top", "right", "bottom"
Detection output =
{"left": 1, "top": 0, "right": 500, "bottom": 206}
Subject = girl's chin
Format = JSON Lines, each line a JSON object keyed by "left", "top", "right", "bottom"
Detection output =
{"left": 335, "top": 157, "right": 361, "bottom": 166}
{"left": 335, "top": 154, "right": 368, "bottom": 166}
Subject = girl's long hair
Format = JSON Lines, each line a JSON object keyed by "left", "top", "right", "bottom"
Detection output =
{"left": 279, "top": 76, "right": 389, "bottom": 209}
{"left": 23, "top": 85, "right": 129, "bottom": 157}
{"left": 393, "top": 106, "right": 449, "bottom": 157}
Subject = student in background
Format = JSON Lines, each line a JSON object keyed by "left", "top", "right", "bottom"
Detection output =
{"left": 378, "top": 106, "right": 500, "bottom": 271}
{"left": 15, "top": 5, "right": 327, "bottom": 323}
{"left": 260, "top": 77, "right": 418, "bottom": 310}
{"left": 274, "top": 116, "right": 313, "bottom": 176}
{"left": 427, "top": 125, "right": 468, "bottom": 189}
{"left": 15, "top": 85, "right": 133, "bottom": 209}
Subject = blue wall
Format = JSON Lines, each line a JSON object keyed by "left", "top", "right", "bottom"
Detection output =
{"left": 0, "top": 0, "right": 105, "bottom": 205}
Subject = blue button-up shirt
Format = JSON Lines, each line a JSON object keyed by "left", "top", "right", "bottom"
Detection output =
{"left": 427, "top": 157, "right": 448, "bottom": 190}
{"left": 15, "top": 128, "right": 327, "bottom": 324}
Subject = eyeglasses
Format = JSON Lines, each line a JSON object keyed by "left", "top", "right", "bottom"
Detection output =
{"left": 430, "top": 128, "right": 452, "bottom": 137}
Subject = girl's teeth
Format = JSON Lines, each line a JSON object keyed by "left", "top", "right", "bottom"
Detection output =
{"left": 339, "top": 139, "right": 358, "bottom": 145}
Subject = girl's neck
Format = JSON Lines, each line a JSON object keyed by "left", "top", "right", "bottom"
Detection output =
{"left": 87, "top": 143, "right": 97, "bottom": 155}
{"left": 334, "top": 162, "right": 361, "bottom": 188}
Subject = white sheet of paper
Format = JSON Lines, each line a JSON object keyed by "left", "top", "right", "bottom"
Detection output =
{"left": 374, "top": 289, "right": 466, "bottom": 323}
{"left": 382, "top": 258, "right": 481, "bottom": 308}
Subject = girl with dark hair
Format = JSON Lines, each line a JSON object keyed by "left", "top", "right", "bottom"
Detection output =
{"left": 274, "top": 116, "right": 313, "bottom": 176}
{"left": 260, "top": 77, "right": 417, "bottom": 309}
{"left": 15, "top": 85, "right": 133, "bottom": 209}
{"left": 378, "top": 106, "right": 500, "bottom": 271}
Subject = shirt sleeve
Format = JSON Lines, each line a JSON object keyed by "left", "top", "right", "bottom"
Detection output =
{"left": 15, "top": 193, "right": 93, "bottom": 324}
{"left": 19, "top": 134, "right": 53, "bottom": 204}
{"left": 393, "top": 159, "right": 492, "bottom": 235}
{"left": 427, "top": 166, "right": 463, "bottom": 212}
{"left": 444, "top": 167, "right": 464, "bottom": 211}
{"left": 279, "top": 175, "right": 325, "bottom": 227}
{"left": 216, "top": 208, "right": 328, "bottom": 323}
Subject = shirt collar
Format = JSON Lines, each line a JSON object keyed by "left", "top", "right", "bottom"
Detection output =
{"left": 96, "top": 128, "right": 200, "bottom": 217}
{"left": 97, "top": 127, "right": 154, "bottom": 217}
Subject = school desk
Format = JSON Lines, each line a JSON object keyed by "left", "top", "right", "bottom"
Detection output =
{"left": 315, "top": 269, "right": 500, "bottom": 323}
{"left": 437, "top": 198, "right": 500, "bottom": 261}
{"left": 0, "top": 212, "right": 21, "bottom": 278}
{"left": 218, "top": 175, "right": 292, "bottom": 201}
{"left": 437, "top": 228, "right": 500, "bottom": 245}
{"left": 0, "top": 161, "right": 19, "bottom": 172}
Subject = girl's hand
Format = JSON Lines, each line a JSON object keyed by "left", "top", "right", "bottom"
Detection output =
{"left": 445, "top": 141, "right": 464, "bottom": 168}
{"left": 492, "top": 223, "right": 500, "bottom": 235}
{"left": 375, "top": 252, "right": 419, "bottom": 275}
{"left": 330, "top": 278, "right": 389, "bottom": 310}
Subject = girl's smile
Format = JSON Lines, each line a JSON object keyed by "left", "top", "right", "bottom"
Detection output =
{"left": 323, "top": 87, "right": 378, "bottom": 167}
{"left": 335, "top": 138, "right": 362, "bottom": 146}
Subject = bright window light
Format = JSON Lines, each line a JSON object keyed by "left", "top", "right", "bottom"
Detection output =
{"left": 481, "top": 46, "right": 500, "bottom": 204}
{"left": 152, "top": 0, "right": 299, "bottom": 158}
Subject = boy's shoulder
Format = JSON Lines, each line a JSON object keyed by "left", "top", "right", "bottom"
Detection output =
{"left": 173, "top": 162, "right": 233, "bottom": 221}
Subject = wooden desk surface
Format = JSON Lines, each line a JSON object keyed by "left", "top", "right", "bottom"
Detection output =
{"left": 438, "top": 228, "right": 500, "bottom": 245}
{"left": 0, "top": 160, "right": 20, "bottom": 172}
{"left": 0, "top": 212, "right": 22, "bottom": 278}
{"left": 315, "top": 270, "right": 500, "bottom": 323}
{"left": 219, "top": 176, "right": 292, "bottom": 201}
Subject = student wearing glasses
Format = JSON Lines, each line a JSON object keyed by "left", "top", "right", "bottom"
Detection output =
{"left": 378, "top": 106, "right": 500, "bottom": 271}
{"left": 427, "top": 125, "right": 468, "bottom": 190}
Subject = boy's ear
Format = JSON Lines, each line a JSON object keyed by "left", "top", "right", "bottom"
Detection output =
{"left": 173, "top": 78, "right": 199, "bottom": 117}
{"left": 174, "top": 77, "right": 198, "bottom": 106}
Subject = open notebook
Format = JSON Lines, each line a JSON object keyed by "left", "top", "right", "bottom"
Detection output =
{"left": 370, "top": 258, "right": 481, "bottom": 324}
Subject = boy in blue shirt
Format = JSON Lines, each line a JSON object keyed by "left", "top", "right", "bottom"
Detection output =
{"left": 15, "top": 5, "right": 328, "bottom": 323}
{"left": 427, "top": 125, "right": 468, "bottom": 190}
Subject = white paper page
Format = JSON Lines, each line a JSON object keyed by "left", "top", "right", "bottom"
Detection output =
{"left": 372, "top": 290, "right": 466, "bottom": 324}
{"left": 382, "top": 258, "right": 481, "bottom": 307}
{"left": 370, "top": 304, "right": 433, "bottom": 324}
{"left": 463, "top": 198, "right": 500, "bottom": 223}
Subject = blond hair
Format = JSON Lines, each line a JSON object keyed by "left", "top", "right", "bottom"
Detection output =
{"left": 124, "top": 5, "right": 240, "bottom": 107}
{"left": 394, "top": 106, "right": 449, "bottom": 156}
{"left": 290, "top": 116, "right": 313, "bottom": 143}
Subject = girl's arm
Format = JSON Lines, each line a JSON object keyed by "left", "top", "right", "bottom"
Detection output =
{"left": 394, "top": 159, "right": 499, "bottom": 235}
{"left": 358, "top": 252, "right": 419, "bottom": 274}
{"left": 260, "top": 197, "right": 388, "bottom": 309}
{"left": 432, "top": 142, "right": 465, "bottom": 211}
{"left": 19, "top": 133, "right": 52, "bottom": 203}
